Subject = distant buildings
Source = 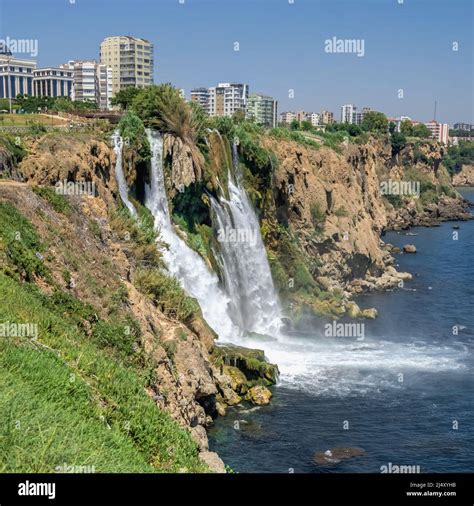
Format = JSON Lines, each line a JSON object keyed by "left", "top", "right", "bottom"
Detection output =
{"left": 191, "top": 83, "right": 249, "bottom": 118}
{"left": 279, "top": 109, "right": 333, "bottom": 126}
{"left": 99, "top": 36, "right": 154, "bottom": 95}
{"left": 246, "top": 93, "right": 278, "bottom": 128}
{"left": 0, "top": 50, "right": 36, "bottom": 99}
{"left": 389, "top": 116, "right": 449, "bottom": 144}
{"left": 340, "top": 104, "right": 371, "bottom": 125}
{"left": 453, "top": 123, "right": 473, "bottom": 132}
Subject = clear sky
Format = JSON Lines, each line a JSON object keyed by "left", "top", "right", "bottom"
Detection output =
{"left": 1, "top": 0, "right": 472, "bottom": 124}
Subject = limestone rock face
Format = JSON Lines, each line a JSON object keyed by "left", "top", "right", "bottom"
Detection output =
{"left": 452, "top": 164, "right": 474, "bottom": 186}
{"left": 18, "top": 134, "right": 118, "bottom": 207}
{"left": 262, "top": 136, "right": 471, "bottom": 300}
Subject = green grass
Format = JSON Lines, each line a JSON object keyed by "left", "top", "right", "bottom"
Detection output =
{"left": 0, "top": 272, "right": 206, "bottom": 473}
{"left": 0, "top": 202, "right": 50, "bottom": 281}
{"left": 32, "top": 186, "right": 72, "bottom": 215}
{"left": 0, "top": 113, "right": 67, "bottom": 127}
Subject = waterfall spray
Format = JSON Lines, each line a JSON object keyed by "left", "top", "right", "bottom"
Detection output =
{"left": 144, "top": 129, "right": 239, "bottom": 341}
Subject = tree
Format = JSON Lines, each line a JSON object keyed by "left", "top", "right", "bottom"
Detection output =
{"left": 346, "top": 123, "right": 362, "bottom": 136}
{"left": 400, "top": 119, "right": 414, "bottom": 136}
{"left": 390, "top": 131, "right": 407, "bottom": 156}
{"left": 131, "top": 83, "right": 205, "bottom": 171}
{"left": 290, "top": 119, "right": 300, "bottom": 131}
{"left": 361, "top": 111, "right": 388, "bottom": 134}
{"left": 412, "top": 123, "right": 431, "bottom": 139}
{"left": 111, "top": 87, "right": 141, "bottom": 110}
{"left": 300, "top": 120, "right": 313, "bottom": 131}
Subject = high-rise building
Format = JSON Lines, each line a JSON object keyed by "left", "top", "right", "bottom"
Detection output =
{"left": 424, "top": 120, "right": 449, "bottom": 144}
{"left": 341, "top": 104, "right": 370, "bottom": 125}
{"left": 341, "top": 104, "right": 355, "bottom": 124}
{"left": 33, "top": 67, "right": 74, "bottom": 98}
{"left": 246, "top": 93, "right": 278, "bottom": 128}
{"left": 190, "top": 87, "right": 210, "bottom": 113}
{"left": 0, "top": 50, "right": 36, "bottom": 99}
{"left": 99, "top": 36, "right": 154, "bottom": 95}
{"left": 208, "top": 83, "right": 248, "bottom": 117}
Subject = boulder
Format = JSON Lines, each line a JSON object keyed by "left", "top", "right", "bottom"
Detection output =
{"left": 361, "top": 307, "right": 378, "bottom": 319}
{"left": 245, "top": 385, "right": 272, "bottom": 406}
{"left": 314, "top": 447, "right": 366, "bottom": 465}
{"left": 403, "top": 244, "right": 417, "bottom": 253}
{"left": 199, "top": 451, "right": 226, "bottom": 473}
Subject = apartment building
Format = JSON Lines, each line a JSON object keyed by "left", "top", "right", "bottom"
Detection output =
{"left": 425, "top": 120, "right": 449, "bottom": 144}
{"left": 190, "top": 87, "right": 210, "bottom": 113}
{"left": 321, "top": 110, "right": 334, "bottom": 124}
{"left": 341, "top": 104, "right": 370, "bottom": 125}
{"left": 0, "top": 50, "right": 36, "bottom": 99}
{"left": 61, "top": 60, "right": 113, "bottom": 110}
{"left": 207, "top": 83, "right": 248, "bottom": 117}
{"left": 246, "top": 93, "right": 278, "bottom": 127}
{"left": 279, "top": 111, "right": 296, "bottom": 124}
{"left": 97, "top": 64, "right": 113, "bottom": 110}
{"left": 310, "top": 112, "right": 320, "bottom": 126}
{"left": 100, "top": 36, "right": 153, "bottom": 95}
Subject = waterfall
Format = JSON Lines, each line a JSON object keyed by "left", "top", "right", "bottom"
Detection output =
{"left": 210, "top": 140, "right": 282, "bottom": 336}
{"left": 144, "top": 129, "right": 238, "bottom": 341}
{"left": 112, "top": 130, "right": 137, "bottom": 218}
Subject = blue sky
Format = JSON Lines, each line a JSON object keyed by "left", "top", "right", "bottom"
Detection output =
{"left": 0, "top": 0, "right": 472, "bottom": 124}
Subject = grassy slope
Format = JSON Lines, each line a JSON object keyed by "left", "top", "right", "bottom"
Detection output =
{"left": 0, "top": 198, "right": 206, "bottom": 473}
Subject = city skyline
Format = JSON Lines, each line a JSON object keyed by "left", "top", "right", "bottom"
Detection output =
{"left": 0, "top": 0, "right": 472, "bottom": 124}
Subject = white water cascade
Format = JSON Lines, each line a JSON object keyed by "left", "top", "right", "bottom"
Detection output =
{"left": 210, "top": 141, "right": 283, "bottom": 337}
{"left": 112, "top": 131, "right": 137, "bottom": 218}
{"left": 144, "top": 129, "right": 239, "bottom": 341}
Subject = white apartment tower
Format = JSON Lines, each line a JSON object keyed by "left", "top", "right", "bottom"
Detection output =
{"left": 60, "top": 60, "right": 113, "bottom": 110}
{"left": 208, "top": 83, "right": 249, "bottom": 117}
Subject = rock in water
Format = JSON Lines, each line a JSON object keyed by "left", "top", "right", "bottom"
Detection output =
{"left": 245, "top": 385, "right": 272, "bottom": 405}
{"left": 314, "top": 447, "right": 366, "bottom": 465}
{"left": 403, "top": 244, "right": 417, "bottom": 253}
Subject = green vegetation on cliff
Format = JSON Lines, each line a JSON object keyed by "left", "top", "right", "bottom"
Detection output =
{"left": 0, "top": 197, "right": 206, "bottom": 472}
